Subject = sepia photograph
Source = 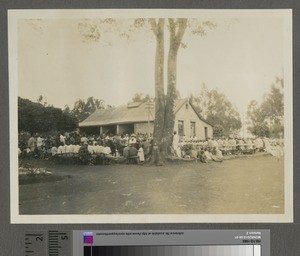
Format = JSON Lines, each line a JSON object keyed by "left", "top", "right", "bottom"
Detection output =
{"left": 8, "top": 9, "right": 293, "bottom": 223}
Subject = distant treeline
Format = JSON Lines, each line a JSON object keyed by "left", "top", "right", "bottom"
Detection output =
{"left": 18, "top": 97, "right": 77, "bottom": 134}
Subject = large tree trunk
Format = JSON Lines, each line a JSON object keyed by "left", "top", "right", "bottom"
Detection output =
{"left": 161, "top": 47, "right": 178, "bottom": 158}
{"left": 149, "top": 19, "right": 165, "bottom": 165}
{"left": 162, "top": 19, "right": 187, "bottom": 158}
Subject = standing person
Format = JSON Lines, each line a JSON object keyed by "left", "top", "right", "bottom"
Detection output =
{"left": 78, "top": 142, "right": 90, "bottom": 165}
{"left": 27, "top": 134, "right": 36, "bottom": 153}
{"left": 142, "top": 138, "right": 151, "bottom": 160}
{"left": 172, "top": 131, "right": 179, "bottom": 156}
{"left": 128, "top": 134, "right": 137, "bottom": 148}
{"left": 152, "top": 142, "right": 160, "bottom": 165}
{"left": 69, "top": 134, "right": 75, "bottom": 145}
{"left": 137, "top": 144, "right": 145, "bottom": 164}
{"left": 59, "top": 133, "right": 66, "bottom": 145}
{"left": 36, "top": 134, "right": 44, "bottom": 158}
{"left": 123, "top": 134, "right": 129, "bottom": 146}
{"left": 36, "top": 134, "right": 43, "bottom": 150}
{"left": 80, "top": 133, "right": 88, "bottom": 145}
{"left": 107, "top": 138, "right": 116, "bottom": 156}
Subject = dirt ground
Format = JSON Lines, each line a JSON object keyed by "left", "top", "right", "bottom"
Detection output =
{"left": 19, "top": 154, "right": 284, "bottom": 215}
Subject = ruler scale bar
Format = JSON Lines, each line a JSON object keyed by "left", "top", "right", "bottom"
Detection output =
{"left": 48, "top": 230, "right": 71, "bottom": 256}
{"left": 23, "top": 230, "right": 267, "bottom": 256}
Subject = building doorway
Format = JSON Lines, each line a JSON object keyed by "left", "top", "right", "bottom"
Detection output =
{"left": 204, "top": 127, "right": 208, "bottom": 140}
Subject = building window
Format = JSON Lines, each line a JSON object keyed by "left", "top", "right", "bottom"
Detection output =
{"left": 178, "top": 120, "right": 184, "bottom": 136}
{"left": 190, "top": 121, "right": 196, "bottom": 137}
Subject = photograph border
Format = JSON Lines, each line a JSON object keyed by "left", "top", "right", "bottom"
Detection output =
{"left": 9, "top": 9, "right": 293, "bottom": 224}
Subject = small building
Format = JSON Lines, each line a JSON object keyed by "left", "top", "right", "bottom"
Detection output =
{"left": 79, "top": 98, "right": 213, "bottom": 140}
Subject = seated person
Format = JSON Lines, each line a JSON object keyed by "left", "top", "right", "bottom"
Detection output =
{"left": 123, "top": 144, "right": 138, "bottom": 158}
{"left": 211, "top": 147, "right": 223, "bottom": 162}
{"left": 51, "top": 146, "right": 58, "bottom": 156}
{"left": 73, "top": 144, "right": 81, "bottom": 154}
{"left": 96, "top": 144, "right": 104, "bottom": 154}
{"left": 204, "top": 148, "right": 213, "bottom": 162}
{"left": 103, "top": 145, "right": 112, "bottom": 155}
{"left": 199, "top": 148, "right": 208, "bottom": 163}
{"left": 65, "top": 141, "right": 75, "bottom": 154}
{"left": 87, "top": 141, "right": 95, "bottom": 154}
{"left": 190, "top": 145, "right": 198, "bottom": 159}
{"left": 80, "top": 135, "right": 88, "bottom": 144}
{"left": 176, "top": 143, "right": 182, "bottom": 158}
{"left": 57, "top": 143, "right": 66, "bottom": 154}
{"left": 238, "top": 139, "right": 245, "bottom": 151}
{"left": 245, "top": 139, "right": 253, "bottom": 151}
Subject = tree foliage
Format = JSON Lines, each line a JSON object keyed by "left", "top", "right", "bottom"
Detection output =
{"left": 189, "top": 84, "right": 242, "bottom": 137}
{"left": 250, "top": 123, "right": 270, "bottom": 138}
{"left": 37, "top": 95, "right": 48, "bottom": 107}
{"left": 64, "top": 96, "right": 106, "bottom": 122}
{"left": 131, "top": 93, "right": 152, "bottom": 103}
{"left": 247, "top": 77, "right": 284, "bottom": 138}
{"left": 212, "top": 124, "right": 225, "bottom": 138}
{"left": 18, "top": 97, "right": 77, "bottom": 134}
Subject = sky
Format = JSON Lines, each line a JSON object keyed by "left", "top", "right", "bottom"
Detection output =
{"left": 17, "top": 16, "right": 285, "bottom": 114}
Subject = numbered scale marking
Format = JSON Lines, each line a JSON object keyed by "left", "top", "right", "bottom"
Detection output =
{"left": 48, "top": 230, "right": 71, "bottom": 256}
{"left": 24, "top": 230, "right": 71, "bottom": 256}
{"left": 25, "top": 231, "right": 47, "bottom": 256}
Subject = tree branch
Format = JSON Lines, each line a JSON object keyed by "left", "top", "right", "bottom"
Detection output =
{"left": 174, "top": 18, "right": 188, "bottom": 48}
{"left": 149, "top": 18, "right": 158, "bottom": 36}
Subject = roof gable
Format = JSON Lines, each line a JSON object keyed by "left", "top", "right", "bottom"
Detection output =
{"left": 175, "top": 99, "right": 214, "bottom": 127}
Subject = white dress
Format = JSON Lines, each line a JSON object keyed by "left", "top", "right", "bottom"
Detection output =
{"left": 138, "top": 147, "right": 145, "bottom": 162}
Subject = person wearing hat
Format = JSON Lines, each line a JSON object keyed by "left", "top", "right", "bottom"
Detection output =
{"left": 129, "top": 133, "right": 137, "bottom": 145}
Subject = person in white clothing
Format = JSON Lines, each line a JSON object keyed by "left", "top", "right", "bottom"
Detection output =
{"left": 51, "top": 146, "right": 58, "bottom": 156}
{"left": 59, "top": 134, "right": 66, "bottom": 145}
{"left": 73, "top": 144, "right": 81, "bottom": 154}
{"left": 36, "top": 135, "right": 43, "bottom": 150}
{"left": 172, "top": 131, "right": 179, "bottom": 156}
{"left": 57, "top": 143, "right": 65, "bottom": 154}
{"left": 137, "top": 144, "right": 145, "bottom": 163}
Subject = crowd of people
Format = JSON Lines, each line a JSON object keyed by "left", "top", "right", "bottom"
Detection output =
{"left": 172, "top": 131, "right": 284, "bottom": 162}
{"left": 18, "top": 130, "right": 284, "bottom": 165}
{"left": 18, "top": 131, "right": 151, "bottom": 164}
